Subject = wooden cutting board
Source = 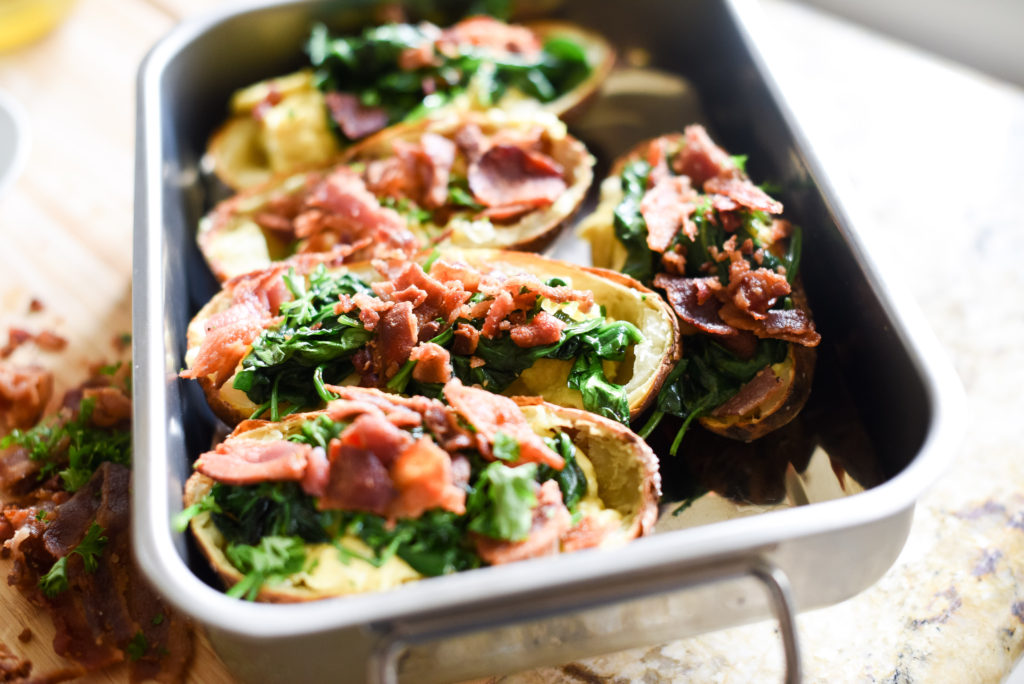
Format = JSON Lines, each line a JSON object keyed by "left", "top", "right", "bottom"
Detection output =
{"left": 0, "top": 0, "right": 237, "bottom": 679}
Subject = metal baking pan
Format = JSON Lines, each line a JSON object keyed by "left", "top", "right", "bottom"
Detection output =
{"left": 131, "top": 0, "right": 964, "bottom": 682}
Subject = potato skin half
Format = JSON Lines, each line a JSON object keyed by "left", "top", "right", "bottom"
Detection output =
{"left": 198, "top": 110, "right": 593, "bottom": 283}
{"left": 578, "top": 134, "right": 819, "bottom": 442}
{"left": 203, "top": 21, "right": 613, "bottom": 192}
{"left": 183, "top": 248, "right": 680, "bottom": 427}
{"left": 183, "top": 398, "right": 660, "bottom": 602}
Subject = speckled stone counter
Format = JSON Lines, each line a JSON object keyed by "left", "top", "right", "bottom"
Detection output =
{"left": 487, "top": 1, "right": 1024, "bottom": 682}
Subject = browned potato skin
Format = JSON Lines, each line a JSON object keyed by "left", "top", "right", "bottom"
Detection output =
{"left": 203, "top": 20, "right": 614, "bottom": 192}
{"left": 582, "top": 134, "right": 819, "bottom": 442}
{"left": 183, "top": 398, "right": 660, "bottom": 603}
{"left": 198, "top": 111, "right": 594, "bottom": 283}
{"left": 698, "top": 342, "right": 817, "bottom": 443}
{"left": 184, "top": 249, "right": 680, "bottom": 427}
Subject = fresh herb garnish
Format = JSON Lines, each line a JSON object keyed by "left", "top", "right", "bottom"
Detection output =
{"left": 125, "top": 631, "right": 149, "bottom": 661}
{"left": 466, "top": 462, "right": 538, "bottom": 542}
{"left": 1, "top": 397, "right": 131, "bottom": 492}
{"left": 37, "top": 522, "right": 108, "bottom": 598}
{"left": 225, "top": 536, "right": 307, "bottom": 601}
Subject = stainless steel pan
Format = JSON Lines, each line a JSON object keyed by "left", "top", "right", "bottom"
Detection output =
{"left": 132, "top": 1, "right": 964, "bottom": 681}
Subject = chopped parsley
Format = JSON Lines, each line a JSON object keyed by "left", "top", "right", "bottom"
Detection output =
{"left": 38, "top": 522, "right": 108, "bottom": 598}
{"left": 125, "top": 631, "right": 149, "bottom": 661}
{"left": 1, "top": 397, "right": 131, "bottom": 492}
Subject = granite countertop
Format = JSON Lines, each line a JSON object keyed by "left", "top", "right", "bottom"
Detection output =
{"left": 492, "top": 1, "right": 1024, "bottom": 682}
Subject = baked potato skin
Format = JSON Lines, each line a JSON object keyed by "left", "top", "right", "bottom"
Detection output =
{"left": 183, "top": 249, "right": 680, "bottom": 427}
{"left": 198, "top": 110, "right": 594, "bottom": 283}
{"left": 578, "top": 134, "right": 818, "bottom": 442}
{"left": 204, "top": 21, "right": 613, "bottom": 192}
{"left": 183, "top": 398, "right": 660, "bottom": 602}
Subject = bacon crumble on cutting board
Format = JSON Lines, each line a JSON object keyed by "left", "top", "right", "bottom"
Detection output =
{"left": 1, "top": 365, "right": 194, "bottom": 682}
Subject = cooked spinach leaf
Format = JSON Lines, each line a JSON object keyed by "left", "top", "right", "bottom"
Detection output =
{"left": 538, "top": 431, "right": 586, "bottom": 511}
{"left": 612, "top": 159, "right": 657, "bottom": 282}
{"left": 211, "top": 481, "right": 339, "bottom": 547}
{"left": 307, "top": 22, "right": 591, "bottom": 143}
{"left": 234, "top": 265, "right": 374, "bottom": 417}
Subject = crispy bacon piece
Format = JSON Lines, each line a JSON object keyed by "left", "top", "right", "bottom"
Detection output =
{"left": 390, "top": 437, "right": 466, "bottom": 518}
{"left": 641, "top": 175, "right": 698, "bottom": 251}
{"left": 710, "top": 366, "right": 781, "bottom": 417}
{"left": 5, "top": 463, "right": 193, "bottom": 681}
{"left": 672, "top": 124, "right": 737, "bottom": 186}
{"left": 705, "top": 175, "right": 783, "bottom": 215}
{"left": 653, "top": 274, "right": 735, "bottom": 337}
{"left": 365, "top": 133, "right": 456, "bottom": 211}
{"left": 438, "top": 16, "right": 542, "bottom": 59}
{"left": 195, "top": 439, "right": 311, "bottom": 486}
{"left": 410, "top": 342, "right": 452, "bottom": 384}
{"left": 718, "top": 303, "right": 821, "bottom": 346}
{"left": 452, "top": 322, "right": 480, "bottom": 355}
{"left": 444, "top": 380, "right": 563, "bottom": 469}
{"left": 468, "top": 144, "right": 566, "bottom": 210}
{"left": 725, "top": 259, "right": 791, "bottom": 319}
{"left": 0, "top": 362, "right": 53, "bottom": 434}
{"left": 82, "top": 387, "right": 131, "bottom": 428}
{"left": 324, "top": 92, "right": 389, "bottom": 141}
{"left": 180, "top": 266, "right": 286, "bottom": 388}
{"left": 373, "top": 301, "right": 419, "bottom": 381}
{"left": 474, "top": 480, "right": 571, "bottom": 564}
{"left": 296, "top": 167, "right": 417, "bottom": 257}
{"left": 510, "top": 310, "right": 564, "bottom": 348}
{"left": 319, "top": 411, "right": 417, "bottom": 514}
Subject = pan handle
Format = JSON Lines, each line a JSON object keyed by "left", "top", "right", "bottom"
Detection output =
{"left": 367, "top": 555, "right": 802, "bottom": 684}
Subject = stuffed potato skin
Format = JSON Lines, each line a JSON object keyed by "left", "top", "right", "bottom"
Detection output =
{"left": 198, "top": 109, "right": 594, "bottom": 283}
{"left": 183, "top": 394, "right": 659, "bottom": 603}
{"left": 182, "top": 248, "right": 679, "bottom": 427}
{"left": 579, "top": 129, "right": 819, "bottom": 444}
{"left": 205, "top": 20, "right": 614, "bottom": 191}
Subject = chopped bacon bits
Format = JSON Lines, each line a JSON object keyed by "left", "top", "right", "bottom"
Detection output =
{"left": 410, "top": 343, "right": 452, "bottom": 384}
{"left": 195, "top": 439, "right": 312, "bottom": 486}
{"left": 0, "top": 362, "right": 53, "bottom": 435}
{"left": 81, "top": 387, "right": 131, "bottom": 428}
{"left": 324, "top": 92, "right": 389, "bottom": 141}
{"left": 704, "top": 175, "right": 783, "bottom": 215}
{"left": 468, "top": 144, "right": 567, "bottom": 211}
{"left": 653, "top": 274, "right": 735, "bottom": 337}
{"left": 438, "top": 16, "right": 542, "bottom": 60}
{"left": 641, "top": 175, "right": 698, "bottom": 250}
{"left": 373, "top": 301, "right": 419, "bottom": 381}
{"left": 672, "top": 124, "right": 737, "bottom": 186}
{"left": 444, "top": 380, "right": 563, "bottom": 470}
{"left": 180, "top": 267, "right": 287, "bottom": 388}
{"left": 510, "top": 310, "right": 564, "bottom": 348}
{"left": 725, "top": 259, "right": 791, "bottom": 319}
{"left": 452, "top": 323, "right": 480, "bottom": 355}
{"left": 390, "top": 437, "right": 466, "bottom": 518}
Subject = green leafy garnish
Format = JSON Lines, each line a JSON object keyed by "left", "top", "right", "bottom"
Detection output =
{"left": 37, "top": 522, "right": 108, "bottom": 598}
{"left": 466, "top": 462, "right": 538, "bottom": 542}
{"left": 612, "top": 159, "right": 657, "bottom": 282}
{"left": 172, "top": 494, "right": 221, "bottom": 533}
{"left": 125, "top": 631, "right": 149, "bottom": 661}
{"left": 225, "top": 536, "right": 307, "bottom": 601}
{"left": 491, "top": 431, "right": 520, "bottom": 462}
{"left": 307, "top": 21, "right": 591, "bottom": 143}
{"left": 234, "top": 266, "right": 374, "bottom": 415}
{"left": 538, "top": 432, "right": 586, "bottom": 511}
